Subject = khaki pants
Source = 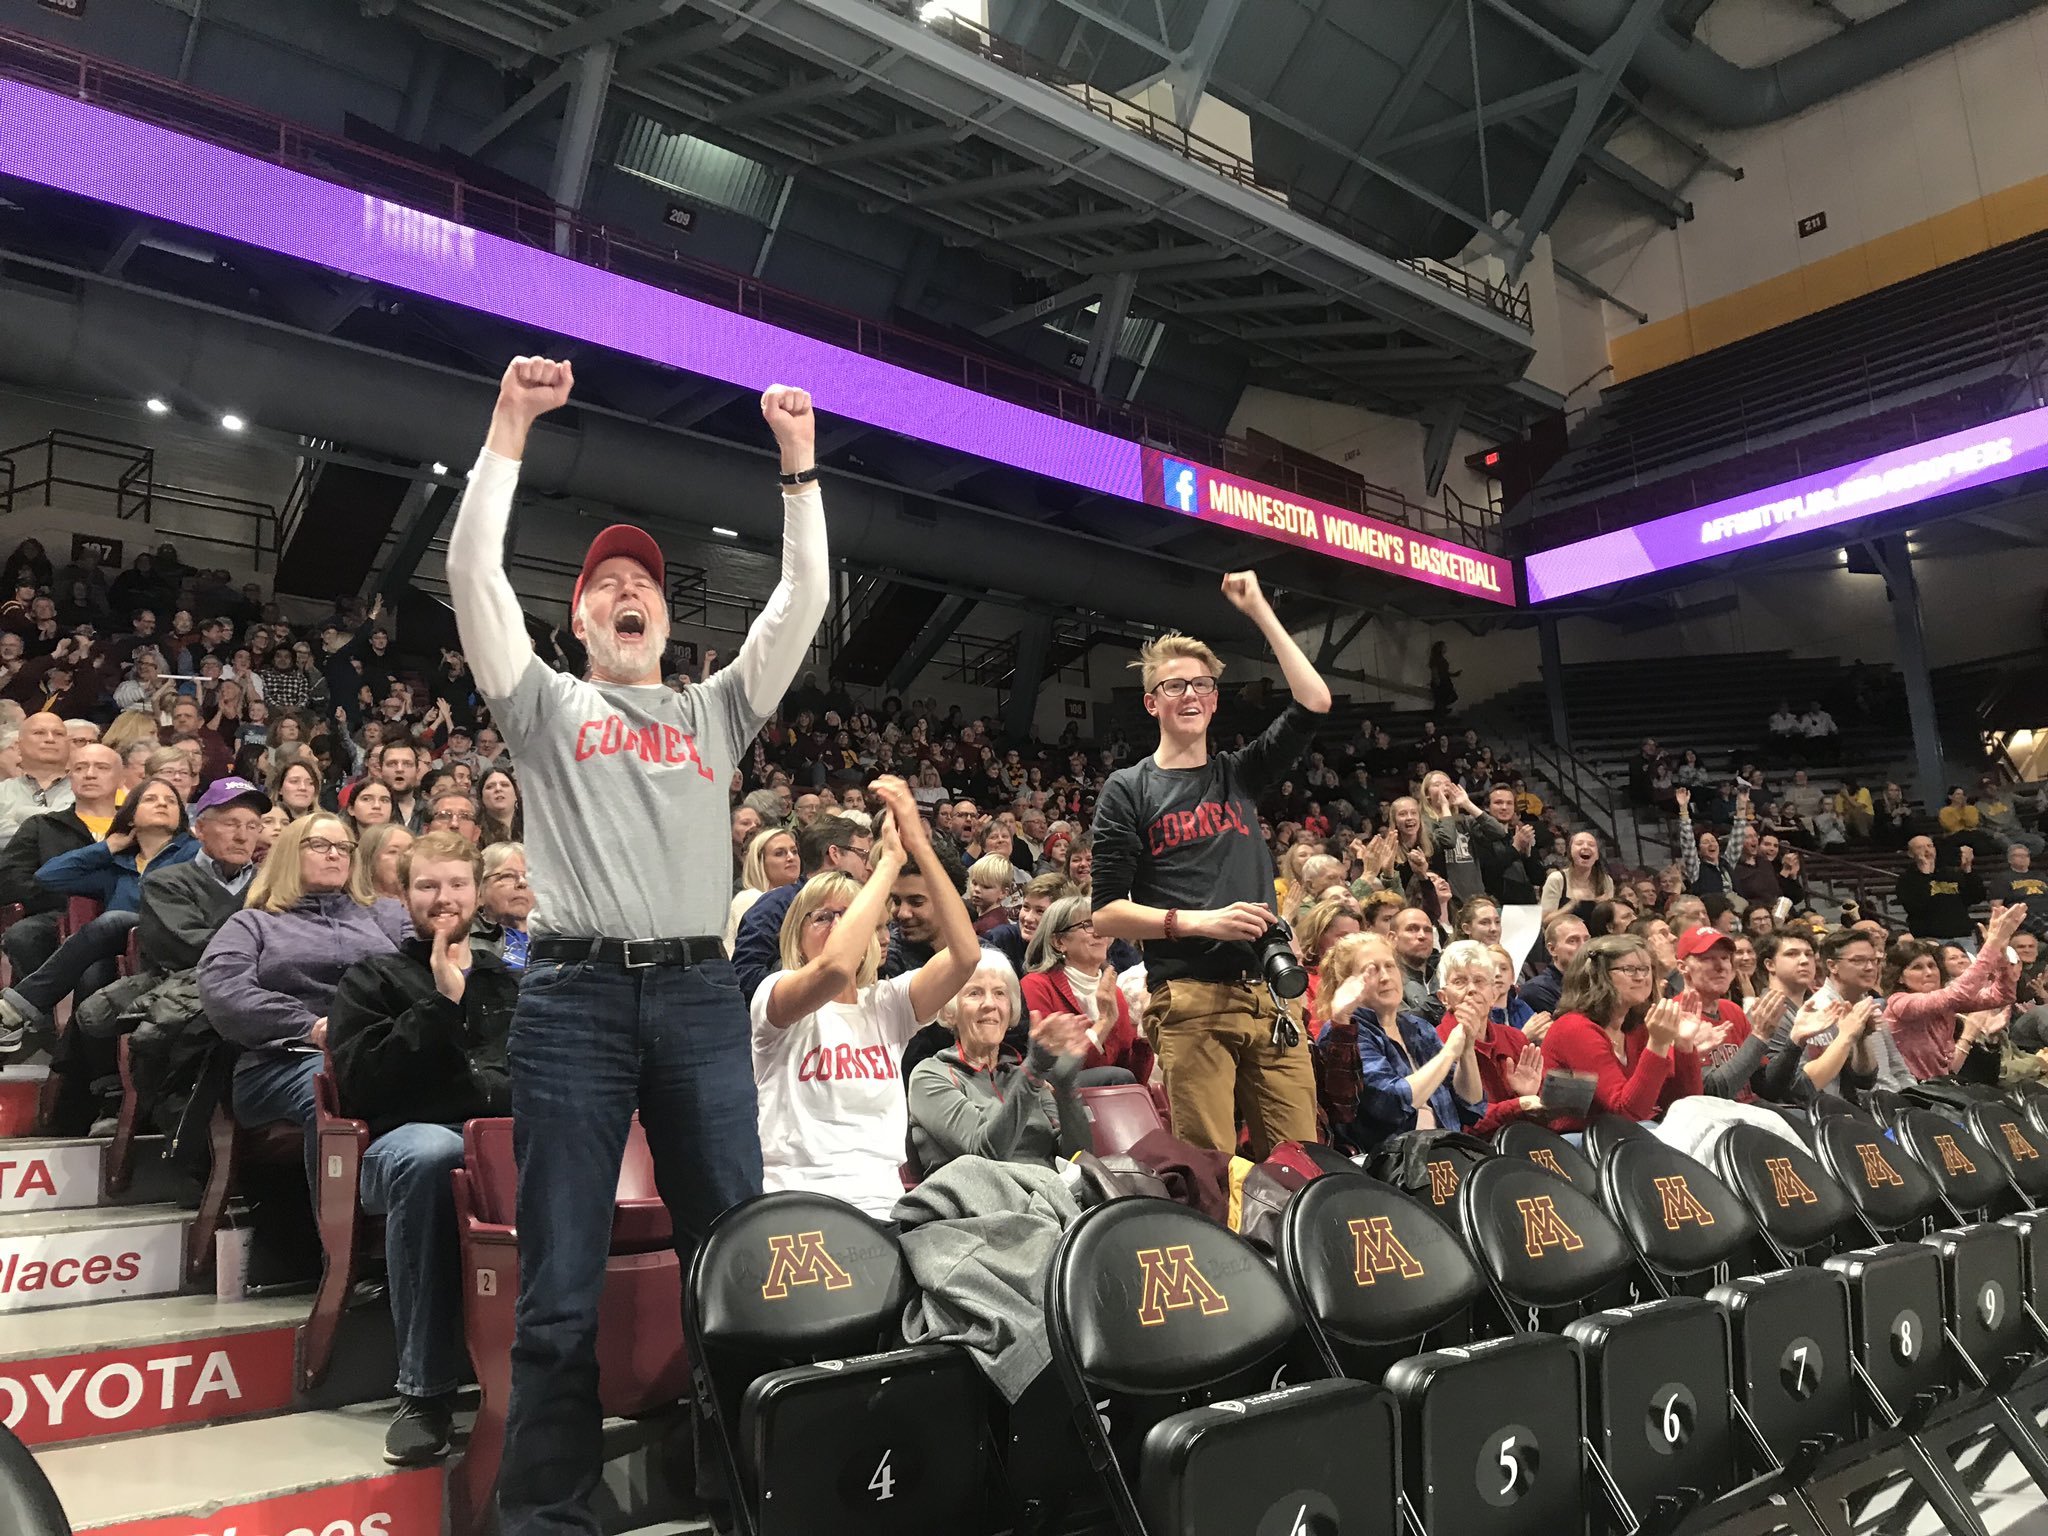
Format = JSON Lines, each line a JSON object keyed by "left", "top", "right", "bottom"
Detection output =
{"left": 1143, "top": 977, "right": 1316, "bottom": 1160}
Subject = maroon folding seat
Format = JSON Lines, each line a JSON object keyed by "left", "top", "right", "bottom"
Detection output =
{"left": 299, "top": 1067, "right": 383, "bottom": 1390}
{"left": 1080, "top": 1081, "right": 1164, "bottom": 1157}
{"left": 449, "top": 1116, "right": 687, "bottom": 1536}
{"left": 186, "top": 1103, "right": 300, "bottom": 1282}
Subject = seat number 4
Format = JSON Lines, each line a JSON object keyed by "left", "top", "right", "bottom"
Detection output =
{"left": 868, "top": 1448, "right": 895, "bottom": 1501}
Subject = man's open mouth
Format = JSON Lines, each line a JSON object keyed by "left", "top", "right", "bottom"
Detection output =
{"left": 615, "top": 609, "right": 646, "bottom": 639}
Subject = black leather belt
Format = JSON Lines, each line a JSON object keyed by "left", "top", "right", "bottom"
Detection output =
{"left": 529, "top": 935, "right": 725, "bottom": 969}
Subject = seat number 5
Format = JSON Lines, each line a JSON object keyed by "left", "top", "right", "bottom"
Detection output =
{"left": 868, "top": 1448, "right": 895, "bottom": 1501}
{"left": 1498, "top": 1435, "right": 1518, "bottom": 1495}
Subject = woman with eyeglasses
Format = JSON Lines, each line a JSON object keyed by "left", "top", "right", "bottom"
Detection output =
{"left": 752, "top": 776, "right": 978, "bottom": 1217}
{"left": 358, "top": 823, "right": 416, "bottom": 902}
{"left": 199, "top": 812, "right": 408, "bottom": 1185}
{"left": 1020, "top": 894, "right": 1153, "bottom": 1086}
{"left": 477, "top": 841, "right": 535, "bottom": 969}
{"left": 1539, "top": 933, "right": 1709, "bottom": 1134}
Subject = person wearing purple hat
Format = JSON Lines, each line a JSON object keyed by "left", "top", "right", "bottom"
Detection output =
{"left": 447, "top": 356, "right": 827, "bottom": 1532}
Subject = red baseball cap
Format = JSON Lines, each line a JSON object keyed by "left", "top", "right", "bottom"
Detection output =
{"left": 1676, "top": 926, "right": 1735, "bottom": 960}
{"left": 572, "top": 525, "right": 664, "bottom": 614}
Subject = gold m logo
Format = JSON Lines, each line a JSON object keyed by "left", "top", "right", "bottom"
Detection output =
{"left": 1348, "top": 1216, "right": 1426, "bottom": 1286}
{"left": 1654, "top": 1174, "right": 1717, "bottom": 1231}
{"left": 1933, "top": 1134, "right": 1978, "bottom": 1178}
{"left": 1426, "top": 1159, "right": 1460, "bottom": 1206}
{"left": 1765, "top": 1157, "right": 1819, "bottom": 1207}
{"left": 1856, "top": 1143, "right": 1905, "bottom": 1189}
{"left": 1517, "top": 1195, "right": 1586, "bottom": 1259}
{"left": 2000, "top": 1122, "right": 2040, "bottom": 1162}
{"left": 1528, "top": 1148, "right": 1566, "bottom": 1178}
{"left": 760, "top": 1231, "right": 855, "bottom": 1301}
{"left": 1135, "top": 1245, "right": 1230, "bottom": 1326}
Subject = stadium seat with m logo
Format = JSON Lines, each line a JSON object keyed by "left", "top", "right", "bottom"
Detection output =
{"left": 687, "top": 1191, "right": 991, "bottom": 1536}
{"left": 1047, "top": 1196, "right": 1398, "bottom": 1536}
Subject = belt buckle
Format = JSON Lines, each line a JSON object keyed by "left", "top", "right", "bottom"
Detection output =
{"left": 621, "top": 938, "right": 662, "bottom": 970}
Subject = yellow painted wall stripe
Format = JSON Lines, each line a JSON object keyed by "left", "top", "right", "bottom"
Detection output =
{"left": 1608, "top": 175, "right": 2048, "bottom": 383}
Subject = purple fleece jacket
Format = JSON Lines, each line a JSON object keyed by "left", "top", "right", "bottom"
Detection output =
{"left": 199, "top": 891, "right": 410, "bottom": 1073}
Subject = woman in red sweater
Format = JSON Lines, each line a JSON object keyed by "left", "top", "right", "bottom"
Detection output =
{"left": 1539, "top": 933, "right": 1701, "bottom": 1133}
{"left": 1020, "top": 894, "right": 1156, "bottom": 1086}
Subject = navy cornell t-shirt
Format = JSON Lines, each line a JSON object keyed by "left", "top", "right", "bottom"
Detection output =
{"left": 1089, "top": 703, "right": 1315, "bottom": 984}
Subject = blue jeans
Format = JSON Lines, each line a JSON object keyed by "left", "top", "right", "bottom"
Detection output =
{"left": 7, "top": 910, "right": 137, "bottom": 1020}
{"left": 360, "top": 1122, "right": 466, "bottom": 1399}
{"left": 231, "top": 1050, "right": 321, "bottom": 1191}
{"left": 498, "top": 955, "right": 762, "bottom": 1536}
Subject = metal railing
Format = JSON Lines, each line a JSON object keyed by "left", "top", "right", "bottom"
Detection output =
{"left": 0, "top": 26, "right": 1509, "bottom": 550}
{"left": 923, "top": 12, "right": 1531, "bottom": 326}
{"left": 0, "top": 429, "right": 281, "bottom": 570}
{"left": 1494, "top": 725, "right": 1667, "bottom": 871}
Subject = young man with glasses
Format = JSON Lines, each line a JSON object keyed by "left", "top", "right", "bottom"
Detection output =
{"left": 1091, "top": 571, "right": 1332, "bottom": 1159}
{"left": 447, "top": 357, "right": 826, "bottom": 1535}
{"left": 1797, "top": 927, "right": 1905, "bottom": 1094}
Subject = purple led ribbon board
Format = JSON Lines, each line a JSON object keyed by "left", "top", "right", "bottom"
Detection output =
{"left": 1525, "top": 404, "right": 2048, "bottom": 602}
{"left": 0, "top": 74, "right": 1520, "bottom": 600}
{"left": 0, "top": 75, "right": 1139, "bottom": 500}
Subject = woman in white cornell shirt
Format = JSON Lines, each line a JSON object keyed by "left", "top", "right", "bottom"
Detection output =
{"left": 750, "top": 774, "right": 978, "bottom": 1216}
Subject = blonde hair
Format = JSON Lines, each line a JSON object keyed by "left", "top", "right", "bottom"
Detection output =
{"left": 246, "top": 812, "right": 375, "bottom": 913}
{"left": 102, "top": 711, "right": 160, "bottom": 758}
{"left": 741, "top": 826, "right": 797, "bottom": 893}
{"left": 1318, "top": 930, "right": 1398, "bottom": 1013}
{"left": 1294, "top": 892, "right": 1361, "bottom": 964}
{"left": 355, "top": 822, "right": 414, "bottom": 900}
{"left": 967, "top": 854, "right": 1014, "bottom": 891}
{"left": 778, "top": 872, "right": 881, "bottom": 989}
{"left": 1130, "top": 631, "right": 1223, "bottom": 692}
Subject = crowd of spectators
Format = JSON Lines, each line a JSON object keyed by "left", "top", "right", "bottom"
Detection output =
{"left": 1, "top": 526, "right": 2046, "bottom": 1471}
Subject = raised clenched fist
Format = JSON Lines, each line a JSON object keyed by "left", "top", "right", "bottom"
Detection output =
{"left": 496, "top": 356, "right": 574, "bottom": 420}
{"left": 760, "top": 385, "right": 816, "bottom": 456}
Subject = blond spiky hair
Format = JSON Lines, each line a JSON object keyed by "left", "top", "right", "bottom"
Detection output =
{"left": 1130, "top": 632, "right": 1224, "bottom": 692}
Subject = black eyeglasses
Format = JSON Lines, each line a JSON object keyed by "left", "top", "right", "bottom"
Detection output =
{"left": 1151, "top": 677, "right": 1218, "bottom": 699}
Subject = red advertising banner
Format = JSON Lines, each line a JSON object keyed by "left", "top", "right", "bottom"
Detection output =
{"left": 82, "top": 1467, "right": 442, "bottom": 1536}
{"left": 0, "top": 1328, "right": 295, "bottom": 1446}
{"left": 1141, "top": 449, "right": 1515, "bottom": 605}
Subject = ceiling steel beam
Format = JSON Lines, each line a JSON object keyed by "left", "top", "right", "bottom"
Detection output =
{"left": 1156, "top": 0, "right": 1245, "bottom": 129}
{"left": 1581, "top": 144, "right": 1691, "bottom": 225}
{"left": 1173, "top": 289, "right": 1334, "bottom": 315}
{"left": 990, "top": 206, "right": 1161, "bottom": 241}
{"left": 1239, "top": 319, "right": 1402, "bottom": 340}
{"left": 1040, "top": 0, "right": 1175, "bottom": 62}
{"left": 538, "top": 0, "right": 686, "bottom": 57}
{"left": 615, "top": 16, "right": 740, "bottom": 75}
{"left": 1506, "top": 0, "right": 1668, "bottom": 279}
{"left": 973, "top": 278, "right": 1102, "bottom": 336}
{"left": 458, "top": 61, "right": 570, "bottom": 154}
{"left": 1372, "top": 77, "right": 1577, "bottom": 156}
{"left": 903, "top": 164, "right": 1070, "bottom": 205}
{"left": 710, "top": 71, "right": 864, "bottom": 125}
{"left": 807, "top": 119, "right": 970, "bottom": 164}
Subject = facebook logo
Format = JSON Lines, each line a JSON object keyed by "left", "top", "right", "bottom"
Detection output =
{"left": 1161, "top": 458, "right": 1200, "bottom": 514}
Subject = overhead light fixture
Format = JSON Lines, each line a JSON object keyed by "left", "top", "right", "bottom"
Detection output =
{"left": 711, "top": 526, "right": 738, "bottom": 538}
{"left": 144, "top": 397, "right": 169, "bottom": 415}
{"left": 918, "top": 0, "right": 952, "bottom": 18}
{"left": 431, "top": 461, "right": 449, "bottom": 475}
{"left": 219, "top": 412, "right": 245, "bottom": 432}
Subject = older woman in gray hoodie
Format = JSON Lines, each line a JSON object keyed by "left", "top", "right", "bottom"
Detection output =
{"left": 907, "top": 951, "right": 1095, "bottom": 1176}
{"left": 199, "top": 810, "right": 409, "bottom": 1187}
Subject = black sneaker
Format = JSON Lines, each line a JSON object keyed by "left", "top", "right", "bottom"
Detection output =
{"left": 383, "top": 1393, "right": 455, "bottom": 1466}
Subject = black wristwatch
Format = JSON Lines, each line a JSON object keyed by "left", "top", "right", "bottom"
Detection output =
{"left": 777, "top": 466, "right": 820, "bottom": 486}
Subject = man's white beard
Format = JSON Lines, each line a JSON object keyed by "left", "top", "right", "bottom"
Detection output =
{"left": 583, "top": 612, "right": 670, "bottom": 679}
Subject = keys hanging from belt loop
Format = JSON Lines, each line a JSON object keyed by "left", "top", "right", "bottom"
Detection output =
{"left": 1266, "top": 983, "right": 1300, "bottom": 1050}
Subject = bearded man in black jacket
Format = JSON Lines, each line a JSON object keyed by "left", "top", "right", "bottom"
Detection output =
{"left": 329, "top": 828, "right": 516, "bottom": 1468}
